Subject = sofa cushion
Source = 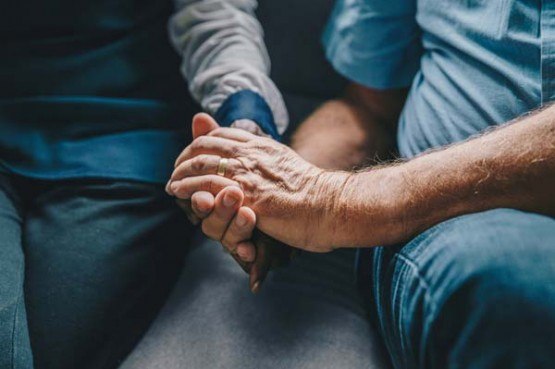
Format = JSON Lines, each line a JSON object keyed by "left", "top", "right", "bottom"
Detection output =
{"left": 120, "top": 238, "right": 389, "bottom": 369}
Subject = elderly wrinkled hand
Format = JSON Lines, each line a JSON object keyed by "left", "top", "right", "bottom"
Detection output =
{"left": 167, "top": 113, "right": 298, "bottom": 292}
{"left": 167, "top": 116, "right": 347, "bottom": 252}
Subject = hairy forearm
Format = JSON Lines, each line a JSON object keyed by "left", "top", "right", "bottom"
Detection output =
{"left": 321, "top": 105, "right": 555, "bottom": 248}
{"left": 291, "top": 85, "right": 404, "bottom": 170}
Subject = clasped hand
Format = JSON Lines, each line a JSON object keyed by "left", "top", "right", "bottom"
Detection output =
{"left": 166, "top": 113, "right": 340, "bottom": 290}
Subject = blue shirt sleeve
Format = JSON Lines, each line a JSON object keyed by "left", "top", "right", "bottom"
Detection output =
{"left": 215, "top": 90, "right": 281, "bottom": 141}
{"left": 322, "top": 0, "right": 422, "bottom": 89}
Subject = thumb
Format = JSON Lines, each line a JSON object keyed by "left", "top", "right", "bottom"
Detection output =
{"left": 192, "top": 113, "right": 220, "bottom": 139}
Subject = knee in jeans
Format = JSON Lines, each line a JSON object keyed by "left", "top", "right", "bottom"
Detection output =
{"left": 416, "top": 210, "right": 555, "bottom": 368}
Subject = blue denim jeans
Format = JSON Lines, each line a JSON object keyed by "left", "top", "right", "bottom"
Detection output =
{"left": 0, "top": 172, "right": 194, "bottom": 369}
{"left": 362, "top": 209, "right": 555, "bottom": 369}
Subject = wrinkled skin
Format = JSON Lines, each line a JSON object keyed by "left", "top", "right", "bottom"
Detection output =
{"left": 168, "top": 114, "right": 346, "bottom": 253}
{"left": 168, "top": 114, "right": 296, "bottom": 292}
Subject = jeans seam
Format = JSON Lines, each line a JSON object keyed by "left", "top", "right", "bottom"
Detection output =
{"left": 392, "top": 216, "right": 466, "bottom": 368}
{"left": 394, "top": 253, "right": 440, "bottom": 369}
{"left": 11, "top": 289, "right": 21, "bottom": 369}
{"left": 11, "top": 262, "right": 26, "bottom": 369}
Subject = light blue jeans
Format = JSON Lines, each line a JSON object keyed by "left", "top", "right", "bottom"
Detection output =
{"left": 362, "top": 209, "right": 555, "bottom": 369}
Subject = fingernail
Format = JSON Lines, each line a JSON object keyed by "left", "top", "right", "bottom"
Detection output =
{"left": 170, "top": 181, "right": 180, "bottom": 194}
{"left": 197, "top": 207, "right": 210, "bottom": 216}
{"left": 165, "top": 180, "right": 172, "bottom": 194}
{"left": 223, "top": 193, "right": 238, "bottom": 207}
{"left": 251, "top": 280, "right": 261, "bottom": 294}
{"left": 196, "top": 201, "right": 211, "bottom": 214}
{"left": 236, "top": 213, "right": 248, "bottom": 227}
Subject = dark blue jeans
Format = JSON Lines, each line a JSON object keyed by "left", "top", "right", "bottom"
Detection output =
{"left": 365, "top": 209, "right": 555, "bottom": 369}
{"left": 0, "top": 172, "right": 193, "bottom": 369}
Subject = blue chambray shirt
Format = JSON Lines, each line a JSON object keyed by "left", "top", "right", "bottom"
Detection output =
{"left": 323, "top": 0, "right": 554, "bottom": 158}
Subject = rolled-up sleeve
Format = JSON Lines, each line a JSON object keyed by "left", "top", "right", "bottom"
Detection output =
{"left": 322, "top": 0, "right": 422, "bottom": 89}
{"left": 169, "top": 0, "right": 288, "bottom": 138}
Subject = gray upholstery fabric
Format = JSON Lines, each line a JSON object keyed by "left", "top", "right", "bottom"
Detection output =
{"left": 257, "top": 0, "right": 347, "bottom": 136}
{"left": 121, "top": 1, "right": 389, "bottom": 368}
{"left": 257, "top": 0, "right": 346, "bottom": 99}
{"left": 121, "top": 238, "right": 389, "bottom": 369}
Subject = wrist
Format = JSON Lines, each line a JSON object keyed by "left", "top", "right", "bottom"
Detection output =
{"left": 319, "top": 166, "right": 413, "bottom": 248}
{"left": 309, "top": 170, "right": 355, "bottom": 249}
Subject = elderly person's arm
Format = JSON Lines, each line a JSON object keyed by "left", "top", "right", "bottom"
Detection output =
{"left": 168, "top": 0, "right": 287, "bottom": 221}
{"left": 168, "top": 104, "right": 555, "bottom": 251}
{"left": 169, "top": 83, "right": 406, "bottom": 258}
{"left": 169, "top": 0, "right": 287, "bottom": 137}
{"left": 168, "top": 0, "right": 289, "bottom": 284}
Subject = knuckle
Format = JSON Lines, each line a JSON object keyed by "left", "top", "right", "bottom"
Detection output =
{"left": 191, "top": 156, "right": 205, "bottom": 172}
{"left": 229, "top": 160, "right": 243, "bottom": 178}
{"left": 190, "top": 139, "right": 203, "bottom": 154}
{"left": 200, "top": 177, "right": 214, "bottom": 193}
{"left": 196, "top": 136, "right": 210, "bottom": 147}
{"left": 229, "top": 144, "right": 241, "bottom": 157}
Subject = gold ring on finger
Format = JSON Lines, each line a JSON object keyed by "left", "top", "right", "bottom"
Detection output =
{"left": 217, "top": 158, "right": 228, "bottom": 177}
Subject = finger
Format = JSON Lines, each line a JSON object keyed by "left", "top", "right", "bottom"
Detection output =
{"left": 171, "top": 155, "right": 241, "bottom": 182}
{"left": 231, "top": 120, "right": 266, "bottom": 136}
{"left": 249, "top": 237, "right": 270, "bottom": 294}
{"left": 174, "top": 136, "right": 242, "bottom": 168}
{"left": 236, "top": 242, "right": 256, "bottom": 263}
{"left": 165, "top": 178, "right": 174, "bottom": 195}
{"left": 208, "top": 127, "right": 257, "bottom": 142}
{"left": 170, "top": 175, "right": 239, "bottom": 199}
{"left": 221, "top": 207, "right": 257, "bottom": 262}
{"left": 172, "top": 154, "right": 220, "bottom": 181}
{"left": 201, "top": 187, "right": 244, "bottom": 241}
{"left": 191, "top": 191, "right": 215, "bottom": 219}
{"left": 175, "top": 199, "right": 201, "bottom": 225}
{"left": 192, "top": 113, "right": 220, "bottom": 139}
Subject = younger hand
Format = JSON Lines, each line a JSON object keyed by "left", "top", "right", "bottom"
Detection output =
{"left": 194, "top": 186, "right": 295, "bottom": 292}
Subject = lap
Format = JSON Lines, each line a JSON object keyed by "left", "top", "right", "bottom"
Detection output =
{"left": 0, "top": 173, "right": 32, "bottom": 369}
{"left": 22, "top": 179, "right": 195, "bottom": 369}
{"left": 371, "top": 209, "right": 555, "bottom": 369}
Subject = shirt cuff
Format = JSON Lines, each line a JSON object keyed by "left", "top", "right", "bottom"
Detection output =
{"left": 214, "top": 90, "right": 281, "bottom": 141}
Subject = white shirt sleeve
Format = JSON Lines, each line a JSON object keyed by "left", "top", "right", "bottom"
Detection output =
{"left": 168, "top": 0, "right": 288, "bottom": 134}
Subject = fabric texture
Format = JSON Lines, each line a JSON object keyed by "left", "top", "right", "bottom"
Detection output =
{"left": 120, "top": 239, "right": 390, "bottom": 369}
{"left": 0, "top": 172, "right": 194, "bottom": 369}
{"left": 367, "top": 209, "right": 555, "bottom": 369}
{"left": 0, "top": 0, "right": 286, "bottom": 183}
{"left": 323, "top": 1, "right": 555, "bottom": 368}
{"left": 169, "top": 0, "right": 289, "bottom": 133}
{"left": 322, "top": 0, "right": 422, "bottom": 89}
{"left": 323, "top": 0, "right": 552, "bottom": 157}
{"left": 0, "top": 0, "right": 196, "bottom": 183}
